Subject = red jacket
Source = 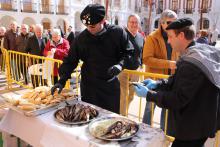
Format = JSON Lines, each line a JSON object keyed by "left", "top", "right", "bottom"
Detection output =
{"left": 43, "top": 38, "right": 70, "bottom": 76}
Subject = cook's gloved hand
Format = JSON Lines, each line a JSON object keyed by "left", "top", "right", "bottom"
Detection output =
{"left": 51, "top": 83, "right": 64, "bottom": 95}
{"left": 107, "top": 64, "right": 122, "bottom": 77}
{"left": 142, "top": 78, "right": 158, "bottom": 90}
{"left": 134, "top": 84, "right": 149, "bottom": 98}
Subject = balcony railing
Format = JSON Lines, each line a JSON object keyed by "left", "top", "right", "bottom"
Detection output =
{"left": 20, "top": 2, "right": 37, "bottom": 13}
{"left": 0, "top": 0, "right": 17, "bottom": 11}
{"left": 56, "top": 5, "right": 69, "bottom": 15}
{"left": 40, "top": 4, "right": 54, "bottom": 14}
{"left": 171, "top": 8, "right": 179, "bottom": 14}
{"left": 199, "top": 7, "right": 211, "bottom": 13}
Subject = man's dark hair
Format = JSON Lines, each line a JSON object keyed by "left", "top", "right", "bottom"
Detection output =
{"left": 173, "top": 25, "right": 196, "bottom": 40}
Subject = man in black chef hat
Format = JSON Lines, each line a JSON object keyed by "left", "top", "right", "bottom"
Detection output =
{"left": 51, "top": 4, "right": 134, "bottom": 114}
{"left": 133, "top": 18, "right": 220, "bottom": 147}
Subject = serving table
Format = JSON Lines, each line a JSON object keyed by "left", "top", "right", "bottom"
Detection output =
{"left": 0, "top": 101, "right": 165, "bottom": 147}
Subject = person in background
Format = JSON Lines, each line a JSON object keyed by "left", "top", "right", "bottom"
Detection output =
{"left": 119, "top": 14, "right": 144, "bottom": 115}
{"left": 134, "top": 18, "right": 220, "bottom": 147}
{"left": 29, "top": 25, "right": 35, "bottom": 36}
{"left": 47, "top": 29, "right": 52, "bottom": 40}
{"left": 43, "top": 29, "right": 70, "bottom": 84}
{"left": 16, "top": 24, "right": 31, "bottom": 84}
{"left": 142, "top": 9, "right": 179, "bottom": 132}
{"left": 25, "top": 24, "right": 48, "bottom": 88}
{"left": 196, "top": 30, "right": 208, "bottom": 44}
{"left": 4, "top": 21, "right": 18, "bottom": 51}
{"left": 66, "top": 26, "right": 75, "bottom": 46}
{"left": 4, "top": 21, "right": 19, "bottom": 80}
{"left": 51, "top": 4, "right": 134, "bottom": 113}
{"left": 0, "top": 26, "right": 6, "bottom": 71}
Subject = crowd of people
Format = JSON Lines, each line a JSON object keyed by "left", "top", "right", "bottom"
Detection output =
{"left": 0, "top": 3, "right": 219, "bottom": 147}
{"left": 0, "top": 21, "right": 75, "bottom": 88}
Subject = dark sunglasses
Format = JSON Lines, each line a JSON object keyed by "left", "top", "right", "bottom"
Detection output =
{"left": 162, "top": 21, "right": 172, "bottom": 25}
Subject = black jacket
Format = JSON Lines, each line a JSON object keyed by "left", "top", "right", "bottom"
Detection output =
{"left": 25, "top": 35, "right": 47, "bottom": 56}
{"left": 58, "top": 24, "right": 134, "bottom": 113}
{"left": 67, "top": 31, "right": 75, "bottom": 46}
{"left": 125, "top": 29, "right": 144, "bottom": 69}
{"left": 147, "top": 58, "right": 220, "bottom": 140}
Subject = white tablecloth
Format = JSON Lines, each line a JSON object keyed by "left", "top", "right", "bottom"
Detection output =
{"left": 0, "top": 107, "right": 166, "bottom": 147}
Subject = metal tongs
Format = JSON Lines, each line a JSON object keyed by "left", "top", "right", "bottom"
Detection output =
{"left": 129, "top": 82, "right": 146, "bottom": 87}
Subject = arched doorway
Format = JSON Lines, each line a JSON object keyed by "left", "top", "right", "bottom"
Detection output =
{"left": 57, "top": 0, "right": 65, "bottom": 14}
{"left": 41, "top": 18, "right": 51, "bottom": 30}
{"left": 0, "top": 15, "right": 16, "bottom": 29}
{"left": 22, "top": 17, "right": 36, "bottom": 26}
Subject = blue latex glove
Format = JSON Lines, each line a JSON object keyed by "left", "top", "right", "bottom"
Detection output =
{"left": 134, "top": 84, "right": 149, "bottom": 97}
{"left": 142, "top": 78, "right": 157, "bottom": 90}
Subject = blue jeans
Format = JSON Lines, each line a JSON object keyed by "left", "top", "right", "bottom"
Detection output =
{"left": 142, "top": 102, "right": 165, "bottom": 131}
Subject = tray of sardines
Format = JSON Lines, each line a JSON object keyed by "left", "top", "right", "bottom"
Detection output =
{"left": 2, "top": 86, "right": 79, "bottom": 116}
{"left": 54, "top": 102, "right": 99, "bottom": 125}
{"left": 89, "top": 117, "right": 139, "bottom": 141}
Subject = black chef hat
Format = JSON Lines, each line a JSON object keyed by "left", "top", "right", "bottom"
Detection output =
{"left": 80, "top": 4, "right": 105, "bottom": 25}
{"left": 166, "top": 18, "right": 194, "bottom": 30}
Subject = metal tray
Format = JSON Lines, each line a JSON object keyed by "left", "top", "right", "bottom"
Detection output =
{"left": 89, "top": 116, "right": 139, "bottom": 141}
{"left": 54, "top": 102, "right": 99, "bottom": 125}
{"left": 5, "top": 97, "right": 79, "bottom": 117}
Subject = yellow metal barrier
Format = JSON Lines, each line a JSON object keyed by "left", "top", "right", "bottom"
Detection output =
{"left": 2, "top": 49, "right": 81, "bottom": 91}
{"left": 0, "top": 48, "right": 6, "bottom": 73}
{"left": 216, "top": 131, "right": 220, "bottom": 147}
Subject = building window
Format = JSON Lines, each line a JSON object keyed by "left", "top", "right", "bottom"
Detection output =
{"left": 203, "top": 0, "right": 209, "bottom": 12}
{"left": 0, "top": 0, "right": 17, "bottom": 11}
{"left": 185, "top": 0, "right": 193, "bottom": 13}
{"left": 203, "top": 19, "right": 209, "bottom": 29}
{"left": 170, "top": 0, "right": 178, "bottom": 13}
{"left": 157, "top": 0, "right": 163, "bottom": 14}
{"left": 57, "top": 0, "right": 66, "bottom": 14}
{"left": 21, "top": 0, "right": 30, "bottom": 12}
{"left": 199, "top": 0, "right": 210, "bottom": 13}
{"left": 41, "top": 0, "right": 50, "bottom": 14}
